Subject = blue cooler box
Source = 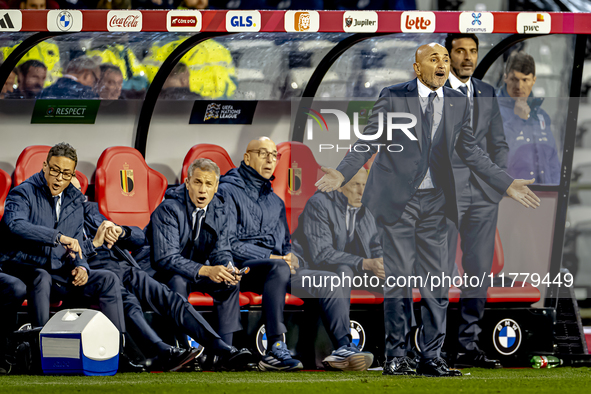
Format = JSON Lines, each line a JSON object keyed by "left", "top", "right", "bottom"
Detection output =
{"left": 40, "top": 309, "right": 120, "bottom": 375}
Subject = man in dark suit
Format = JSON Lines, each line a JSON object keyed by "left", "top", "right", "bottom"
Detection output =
{"left": 316, "top": 43, "right": 540, "bottom": 377}
{"left": 0, "top": 272, "right": 27, "bottom": 375}
{"left": 443, "top": 33, "right": 506, "bottom": 369}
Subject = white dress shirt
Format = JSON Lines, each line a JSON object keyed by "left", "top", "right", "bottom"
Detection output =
{"left": 416, "top": 78, "right": 444, "bottom": 189}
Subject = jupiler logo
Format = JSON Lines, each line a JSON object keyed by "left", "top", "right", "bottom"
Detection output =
{"left": 304, "top": 107, "right": 417, "bottom": 153}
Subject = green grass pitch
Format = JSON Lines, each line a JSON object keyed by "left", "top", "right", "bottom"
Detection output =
{"left": 2, "top": 368, "right": 591, "bottom": 394}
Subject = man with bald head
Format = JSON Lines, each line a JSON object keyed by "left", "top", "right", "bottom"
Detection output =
{"left": 219, "top": 137, "right": 303, "bottom": 371}
{"left": 316, "top": 43, "right": 540, "bottom": 377}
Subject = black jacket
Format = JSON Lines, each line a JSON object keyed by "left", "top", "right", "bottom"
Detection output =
{"left": 219, "top": 162, "right": 291, "bottom": 263}
{"left": 291, "top": 190, "right": 382, "bottom": 272}
{"left": 336, "top": 79, "right": 514, "bottom": 226}
{"left": 143, "top": 185, "right": 233, "bottom": 282}
{"left": 445, "top": 78, "right": 509, "bottom": 203}
{"left": 0, "top": 171, "right": 88, "bottom": 271}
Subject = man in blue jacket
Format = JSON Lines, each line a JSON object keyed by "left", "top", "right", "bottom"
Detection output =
{"left": 146, "top": 158, "right": 244, "bottom": 355}
{"left": 219, "top": 137, "right": 303, "bottom": 371}
{"left": 0, "top": 143, "right": 125, "bottom": 341}
{"left": 497, "top": 51, "right": 560, "bottom": 185}
{"left": 0, "top": 272, "right": 27, "bottom": 375}
{"left": 292, "top": 168, "right": 384, "bottom": 292}
{"left": 72, "top": 176, "right": 252, "bottom": 372}
{"left": 38, "top": 56, "right": 99, "bottom": 100}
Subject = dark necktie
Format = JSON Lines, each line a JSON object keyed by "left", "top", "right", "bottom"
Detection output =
{"left": 347, "top": 208, "right": 358, "bottom": 243}
{"left": 422, "top": 91, "right": 437, "bottom": 147}
{"left": 192, "top": 209, "right": 205, "bottom": 242}
{"left": 458, "top": 85, "right": 473, "bottom": 128}
{"left": 53, "top": 195, "right": 60, "bottom": 224}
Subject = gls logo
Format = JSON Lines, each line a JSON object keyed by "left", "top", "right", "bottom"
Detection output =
{"left": 226, "top": 11, "right": 261, "bottom": 32}
{"left": 401, "top": 11, "right": 436, "bottom": 33}
{"left": 305, "top": 108, "right": 418, "bottom": 153}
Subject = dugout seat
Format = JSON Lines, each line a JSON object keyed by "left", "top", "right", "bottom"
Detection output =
{"left": 242, "top": 291, "right": 304, "bottom": 307}
{"left": 182, "top": 144, "right": 236, "bottom": 182}
{"left": 453, "top": 228, "right": 541, "bottom": 304}
{"left": 14, "top": 145, "right": 89, "bottom": 194}
{"left": 95, "top": 147, "right": 167, "bottom": 229}
{"left": 272, "top": 142, "right": 323, "bottom": 232}
{"left": 0, "top": 168, "right": 11, "bottom": 220}
{"left": 189, "top": 292, "right": 250, "bottom": 307}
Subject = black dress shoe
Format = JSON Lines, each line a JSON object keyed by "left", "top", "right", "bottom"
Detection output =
{"left": 455, "top": 350, "right": 502, "bottom": 369}
{"left": 382, "top": 356, "right": 417, "bottom": 376}
{"left": 217, "top": 347, "right": 255, "bottom": 371}
{"left": 118, "top": 353, "right": 146, "bottom": 373}
{"left": 157, "top": 347, "right": 200, "bottom": 372}
{"left": 177, "top": 357, "right": 203, "bottom": 372}
{"left": 417, "top": 357, "right": 462, "bottom": 377}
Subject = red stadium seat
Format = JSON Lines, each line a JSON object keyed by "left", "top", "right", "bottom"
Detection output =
{"left": 14, "top": 145, "right": 89, "bottom": 194}
{"left": 454, "top": 229, "right": 540, "bottom": 303}
{"left": 182, "top": 144, "right": 236, "bottom": 181}
{"left": 95, "top": 147, "right": 167, "bottom": 228}
{"left": 242, "top": 291, "right": 304, "bottom": 307}
{"left": 0, "top": 168, "right": 11, "bottom": 220}
{"left": 272, "top": 142, "right": 323, "bottom": 232}
{"left": 188, "top": 292, "right": 250, "bottom": 307}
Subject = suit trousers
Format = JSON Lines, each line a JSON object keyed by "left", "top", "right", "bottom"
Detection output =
{"left": 380, "top": 188, "right": 449, "bottom": 360}
{"left": 290, "top": 268, "right": 351, "bottom": 347}
{"left": 166, "top": 273, "right": 242, "bottom": 336}
{"left": 237, "top": 258, "right": 291, "bottom": 338}
{"left": 447, "top": 181, "right": 499, "bottom": 353}
{"left": 123, "top": 267, "right": 224, "bottom": 351}
{"left": 0, "top": 272, "right": 28, "bottom": 352}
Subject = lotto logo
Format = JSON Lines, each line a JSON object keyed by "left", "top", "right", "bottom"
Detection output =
{"left": 400, "top": 11, "right": 436, "bottom": 33}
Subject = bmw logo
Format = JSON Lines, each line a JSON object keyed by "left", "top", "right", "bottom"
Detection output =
{"left": 255, "top": 325, "right": 286, "bottom": 356}
{"left": 186, "top": 335, "right": 204, "bottom": 357}
{"left": 493, "top": 318, "right": 522, "bottom": 355}
{"left": 57, "top": 11, "right": 73, "bottom": 32}
{"left": 350, "top": 320, "right": 366, "bottom": 350}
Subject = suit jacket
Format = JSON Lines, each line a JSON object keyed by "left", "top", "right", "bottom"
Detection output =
{"left": 336, "top": 79, "right": 514, "bottom": 226}
{"left": 445, "top": 78, "right": 509, "bottom": 203}
{"left": 142, "top": 185, "right": 233, "bottom": 282}
{"left": 291, "top": 190, "right": 382, "bottom": 272}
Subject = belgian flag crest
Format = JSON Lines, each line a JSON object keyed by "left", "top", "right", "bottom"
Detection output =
{"left": 120, "top": 163, "right": 135, "bottom": 196}
{"left": 288, "top": 162, "right": 302, "bottom": 196}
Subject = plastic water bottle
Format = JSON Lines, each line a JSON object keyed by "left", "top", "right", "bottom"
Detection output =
{"left": 530, "top": 355, "right": 563, "bottom": 368}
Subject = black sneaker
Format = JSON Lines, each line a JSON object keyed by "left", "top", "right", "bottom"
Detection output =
{"left": 455, "top": 350, "right": 502, "bottom": 369}
{"left": 118, "top": 353, "right": 146, "bottom": 373}
{"left": 382, "top": 356, "right": 417, "bottom": 376}
{"left": 417, "top": 357, "right": 463, "bottom": 377}
{"left": 218, "top": 347, "right": 255, "bottom": 371}
{"left": 156, "top": 347, "right": 199, "bottom": 372}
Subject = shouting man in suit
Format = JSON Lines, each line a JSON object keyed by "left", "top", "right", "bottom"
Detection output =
{"left": 316, "top": 43, "right": 540, "bottom": 377}
{"left": 443, "top": 33, "right": 506, "bottom": 369}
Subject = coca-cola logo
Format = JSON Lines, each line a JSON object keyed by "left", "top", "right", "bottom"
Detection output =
{"left": 109, "top": 15, "right": 140, "bottom": 28}
{"left": 107, "top": 11, "right": 142, "bottom": 31}
{"left": 171, "top": 16, "right": 196, "bottom": 27}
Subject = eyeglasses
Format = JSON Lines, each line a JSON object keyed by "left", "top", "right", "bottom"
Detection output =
{"left": 247, "top": 149, "right": 281, "bottom": 162}
{"left": 48, "top": 166, "right": 74, "bottom": 180}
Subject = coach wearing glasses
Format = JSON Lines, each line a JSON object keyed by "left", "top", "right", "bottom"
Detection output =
{"left": 0, "top": 143, "right": 124, "bottom": 333}
{"left": 219, "top": 137, "right": 303, "bottom": 371}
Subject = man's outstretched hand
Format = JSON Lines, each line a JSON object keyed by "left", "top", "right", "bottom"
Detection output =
{"left": 315, "top": 167, "right": 345, "bottom": 192}
{"left": 506, "top": 178, "right": 541, "bottom": 208}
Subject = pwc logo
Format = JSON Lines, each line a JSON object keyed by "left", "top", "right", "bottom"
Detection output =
{"left": 517, "top": 12, "right": 551, "bottom": 34}
{"left": 285, "top": 11, "right": 319, "bottom": 33}
{"left": 167, "top": 11, "right": 201, "bottom": 32}
{"left": 401, "top": 11, "right": 435, "bottom": 33}
{"left": 226, "top": 11, "right": 261, "bottom": 32}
